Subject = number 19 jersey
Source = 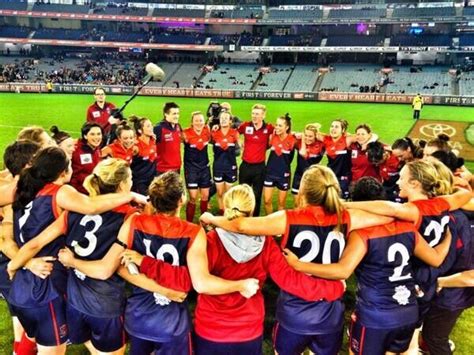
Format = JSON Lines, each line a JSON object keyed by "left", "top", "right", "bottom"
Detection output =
{"left": 125, "top": 213, "right": 200, "bottom": 342}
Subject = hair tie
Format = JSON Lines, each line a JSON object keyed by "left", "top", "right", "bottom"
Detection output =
{"left": 93, "top": 173, "right": 99, "bottom": 179}
{"left": 326, "top": 184, "right": 335, "bottom": 188}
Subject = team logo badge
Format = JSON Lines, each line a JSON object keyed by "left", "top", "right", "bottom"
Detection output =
{"left": 392, "top": 285, "right": 411, "bottom": 305}
{"left": 245, "top": 126, "right": 254, "bottom": 135}
{"left": 154, "top": 292, "right": 171, "bottom": 306}
{"left": 80, "top": 153, "right": 92, "bottom": 165}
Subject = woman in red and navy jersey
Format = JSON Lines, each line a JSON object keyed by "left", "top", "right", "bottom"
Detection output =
{"left": 263, "top": 114, "right": 297, "bottom": 215}
{"left": 349, "top": 124, "right": 379, "bottom": 183}
{"left": 284, "top": 177, "right": 451, "bottom": 355}
{"left": 183, "top": 111, "right": 212, "bottom": 222}
{"left": 71, "top": 122, "right": 103, "bottom": 194}
{"left": 8, "top": 148, "right": 146, "bottom": 354}
{"left": 201, "top": 165, "right": 393, "bottom": 355}
{"left": 317, "top": 119, "right": 354, "bottom": 199}
{"left": 62, "top": 171, "right": 259, "bottom": 355}
{"left": 153, "top": 102, "right": 182, "bottom": 174}
{"left": 101, "top": 123, "right": 137, "bottom": 165}
{"left": 211, "top": 111, "right": 240, "bottom": 214}
{"left": 345, "top": 160, "right": 472, "bottom": 353}
{"left": 129, "top": 116, "right": 157, "bottom": 196}
{"left": 123, "top": 184, "right": 344, "bottom": 355}
{"left": 367, "top": 141, "right": 403, "bottom": 202}
{"left": 7, "top": 159, "right": 141, "bottom": 355}
{"left": 291, "top": 123, "right": 325, "bottom": 203}
{"left": 391, "top": 137, "right": 424, "bottom": 164}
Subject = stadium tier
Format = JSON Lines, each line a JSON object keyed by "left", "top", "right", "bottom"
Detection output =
{"left": 328, "top": 8, "right": 386, "bottom": 20}
{"left": 32, "top": 3, "right": 90, "bottom": 14}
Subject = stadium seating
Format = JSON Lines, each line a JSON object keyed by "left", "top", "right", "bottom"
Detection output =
{"left": 326, "top": 34, "right": 384, "bottom": 46}
{"left": 150, "top": 32, "right": 206, "bottom": 45}
{"left": 33, "top": 28, "right": 90, "bottom": 41}
{"left": 267, "top": 8, "right": 323, "bottom": 20}
{"left": 392, "top": 7, "right": 456, "bottom": 18}
{"left": 459, "top": 34, "right": 474, "bottom": 47}
{"left": 464, "top": 7, "right": 474, "bottom": 17}
{"left": 255, "top": 65, "right": 293, "bottom": 92}
{"left": 152, "top": 8, "right": 206, "bottom": 18}
{"left": 0, "top": 26, "right": 30, "bottom": 38}
{"left": 199, "top": 64, "right": 258, "bottom": 90}
{"left": 93, "top": 6, "right": 148, "bottom": 16}
{"left": 32, "top": 3, "right": 90, "bottom": 14}
{"left": 459, "top": 71, "right": 474, "bottom": 95}
{"left": 269, "top": 35, "right": 321, "bottom": 46}
{"left": 391, "top": 34, "right": 452, "bottom": 47}
{"left": 386, "top": 66, "right": 452, "bottom": 95}
{"left": 328, "top": 8, "right": 386, "bottom": 20}
{"left": 0, "top": 0, "right": 28, "bottom": 11}
{"left": 161, "top": 63, "right": 202, "bottom": 88}
{"left": 210, "top": 7, "right": 264, "bottom": 19}
{"left": 319, "top": 64, "right": 383, "bottom": 93}
{"left": 284, "top": 65, "right": 319, "bottom": 92}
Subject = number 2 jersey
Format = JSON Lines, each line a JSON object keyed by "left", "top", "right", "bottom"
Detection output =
{"left": 354, "top": 221, "right": 420, "bottom": 328}
{"left": 277, "top": 206, "right": 349, "bottom": 334}
{"left": 125, "top": 213, "right": 200, "bottom": 342}
{"left": 10, "top": 184, "right": 66, "bottom": 307}
{"left": 64, "top": 204, "right": 136, "bottom": 317}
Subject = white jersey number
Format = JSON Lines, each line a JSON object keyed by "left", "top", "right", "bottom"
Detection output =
{"left": 388, "top": 243, "right": 412, "bottom": 282}
{"left": 424, "top": 216, "right": 450, "bottom": 247}
{"left": 71, "top": 215, "right": 102, "bottom": 257}
{"left": 292, "top": 230, "right": 345, "bottom": 264}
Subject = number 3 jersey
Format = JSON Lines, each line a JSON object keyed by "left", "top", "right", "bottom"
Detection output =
{"left": 125, "top": 213, "right": 200, "bottom": 342}
{"left": 10, "top": 183, "right": 66, "bottom": 307}
{"left": 354, "top": 221, "right": 420, "bottom": 328}
{"left": 64, "top": 204, "right": 136, "bottom": 317}
{"left": 277, "top": 206, "right": 349, "bottom": 335}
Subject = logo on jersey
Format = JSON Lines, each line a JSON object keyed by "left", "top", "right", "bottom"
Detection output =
{"left": 80, "top": 153, "right": 93, "bottom": 165}
{"left": 74, "top": 269, "right": 87, "bottom": 281}
{"left": 351, "top": 150, "right": 358, "bottom": 158}
{"left": 245, "top": 126, "right": 254, "bottom": 135}
{"left": 392, "top": 285, "right": 411, "bottom": 305}
{"left": 153, "top": 292, "right": 171, "bottom": 306}
{"left": 92, "top": 111, "right": 100, "bottom": 118}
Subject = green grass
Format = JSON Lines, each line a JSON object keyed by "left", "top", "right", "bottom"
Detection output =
{"left": 0, "top": 93, "right": 473, "bottom": 354}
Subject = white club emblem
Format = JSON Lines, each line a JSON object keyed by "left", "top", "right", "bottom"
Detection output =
{"left": 74, "top": 269, "right": 86, "bottom": 281}
{"left": 392, "top": 285, "right": 411, "bottom": 305}
{"left": 153, "top": 292, "right": 171, "bottom": 306}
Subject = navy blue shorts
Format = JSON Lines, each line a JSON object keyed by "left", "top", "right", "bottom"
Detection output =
{"left": 66, "top": 303, "right": 126, "bottom": 352}
{"left": 291, "top": 173, "right": 303, "bottom": 195}
{"left": 338, "top": 175, "right": 350, "bottom": 199}
{"left": 185, "top": 167, "right": 213, "bottom": 189}
{"left": 213, "top": 169, "right": 237, "bottom": 184}
{"left": 264, "top": 174, "right": 290, "bottom": 191}
{"left": 194, "top": 333, "right": 262, "bottom": 355}
{"left": 349, "top": 314, "right": 416, "bottom": 355}
{"left": 11, "top": 296, "right": 68, "bottom": 346}
{"left": 273, "top": 322, "right": 342, "bottom": 355}
{"left": 129, "top": 333, "right": 192, "bottom": 355}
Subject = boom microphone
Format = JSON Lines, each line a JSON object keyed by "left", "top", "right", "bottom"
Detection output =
{"left": 113, "top": 62, "right": 166, "bottom": 116}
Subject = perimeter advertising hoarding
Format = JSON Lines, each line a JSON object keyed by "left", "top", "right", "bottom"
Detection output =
{"left": 0, "top": 83, "right": 472, "bottom": 106}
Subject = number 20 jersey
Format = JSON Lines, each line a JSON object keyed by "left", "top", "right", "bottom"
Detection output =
{"left": 277, "top": 206, "right": 349, "bottom": 334}
{"left": 65, "top": 205, "right": 136, "bottom": 317}
{"left": 125, "top": 213, "right": 200, "bottom": 342}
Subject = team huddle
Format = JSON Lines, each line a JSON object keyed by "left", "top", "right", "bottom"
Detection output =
{"left": 0, "top": 88, "right": 473, "bottom": 355}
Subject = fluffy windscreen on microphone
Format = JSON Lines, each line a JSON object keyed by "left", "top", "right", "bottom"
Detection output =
{"left": 145, "top": 63, "right": 165, "bottom": 81}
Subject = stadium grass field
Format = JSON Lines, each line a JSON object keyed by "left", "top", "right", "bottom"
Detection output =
{"left": 0, "top": 93, "right": 473, "bottom": 354}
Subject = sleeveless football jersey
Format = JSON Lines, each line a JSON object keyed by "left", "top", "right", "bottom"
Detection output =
{"left": 354, "top": 221, "right": 419, "bottom": 328}
{"left": 10, "top": 184, "right": 66, "bottom": 307}
{"left": 65, "top": 204, "right": 136, "bottom": 317}
{"left": 124, "top": 213, "right": 200, "bottom": 342}
{"left": 276, "top": 206, "right": 349, "bottom": 334}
